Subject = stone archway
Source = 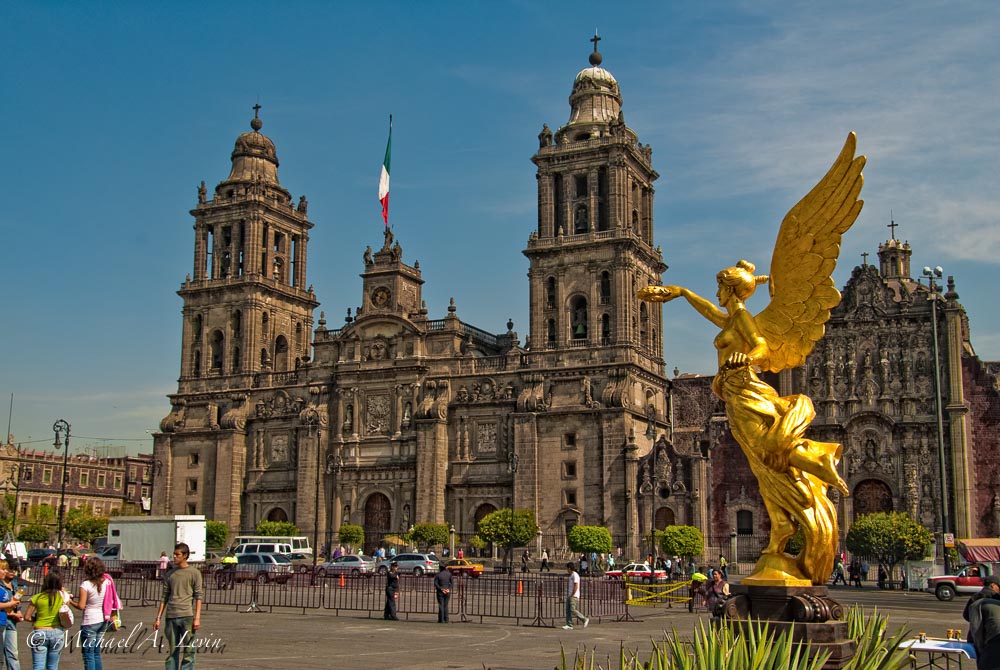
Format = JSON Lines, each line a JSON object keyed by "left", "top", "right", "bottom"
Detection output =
{"left": 364, "top": 492, "right": 392, "bottom": 552}
{"left": 266, "top": 507, "right": 288, "bottom": 522}
{"left": 853, "top": 479, "right": 894, "bottom": 519}
{"left": 654, "top": 506, "right": 675, "bottom": 530}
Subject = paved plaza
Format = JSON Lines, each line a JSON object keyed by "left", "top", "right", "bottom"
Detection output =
{"left": 35, "top": 585, "right": 967, "bottom": 670}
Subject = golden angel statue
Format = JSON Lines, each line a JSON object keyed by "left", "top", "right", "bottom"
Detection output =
{"left": 639, "top": 134, "right": 865, "bottom": 586}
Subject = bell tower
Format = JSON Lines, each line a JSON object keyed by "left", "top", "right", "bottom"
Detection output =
{"left": 177, "top": 107, "right": 319, "bottom": 390}
{"left": 525, "top": 38, "right": 666, "bottom": 371}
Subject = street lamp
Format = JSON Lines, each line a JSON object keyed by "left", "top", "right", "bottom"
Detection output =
{"left": 923, "top": 265, "right": 951, "bottom": 573}
{"left": 52, "top": 419, "right": 71, "bottom": 551}
{"left": 507, "top": 449, "right": 519, "bottom": 574}
{"left": 449, "top": 524, "right": 455, "bottom": 559}
{"left": 645, "top": 408, "right": 658, "bottom": 564}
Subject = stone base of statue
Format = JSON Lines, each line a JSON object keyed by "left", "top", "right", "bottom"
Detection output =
{"left": 722, "top": 584, "right": 857, "bottom": 669}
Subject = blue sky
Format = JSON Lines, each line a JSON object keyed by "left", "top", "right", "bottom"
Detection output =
{"left": 2, "top": 1, "right": 998, "bottom": 454}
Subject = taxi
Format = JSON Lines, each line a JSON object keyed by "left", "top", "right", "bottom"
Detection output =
{"left": 445, "top": 558, "right": 484, "bottom": 577}
{"left": 604, "top": 562, "right": 669, "bottom": 584}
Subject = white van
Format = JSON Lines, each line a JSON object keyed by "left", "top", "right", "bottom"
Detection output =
{"left": 233, "top": 542, "right": 292, "bottom": 556}
{"left": 232, "top": 536, "right": 312, "bottom": 555}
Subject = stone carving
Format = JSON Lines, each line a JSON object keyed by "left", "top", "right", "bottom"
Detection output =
{"left": 366, "top": 394, "right": 391, "bottom": 434}
{"left": 477, "top": 422, "right": 498, "bottom": 454}
{"left": 255, "top": 390, "right": 305, "bottom": 418}
{"left": 270, "top": 435, "right": 289, "bottom": 465}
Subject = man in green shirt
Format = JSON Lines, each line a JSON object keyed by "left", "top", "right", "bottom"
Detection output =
{"left": 154, "top": 543, "right": 203, "bottom": 670}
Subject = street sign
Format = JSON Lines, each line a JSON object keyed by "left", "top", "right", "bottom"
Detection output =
{"left": 944, "top": 533, "right": 955, "bottom": 548}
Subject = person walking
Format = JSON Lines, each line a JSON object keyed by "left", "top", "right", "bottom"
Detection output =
{"left": 220, "top": 550, "right": 238, "bottom": 589}
{"left": 562, "top": 562, "right": 589, "bottom": 630}
{"left": 704, "top": 569, "right": 730, "bottom": 620}
{"left": 383, "top": 562, "right": 400, "bottom": 620}
{"left": 69, "top": 557, "right": 115, "bottom": 670}
{"left": 719, "top": 555, "right": 728, "bottom": 580}
{"left": 153, "top": 542, "right": 203, "bottom": 670}
{"left": 158, "top": 551, "right": 170, "bottom": 579}
{"left": 0, "top": 559, "right": 23, "bottom": 670}
{"left": 25, "top": 571, "right": 66, "bottom": 670}
{"left": 433, "top": 564, "right": 452, "bottom": 623}
{"left": 540, "top": 549, "right": 550, "bottom": 572}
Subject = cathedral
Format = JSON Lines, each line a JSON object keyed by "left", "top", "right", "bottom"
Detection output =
{"left": 153, "top": 43, "right": 1000, "bottom": 559}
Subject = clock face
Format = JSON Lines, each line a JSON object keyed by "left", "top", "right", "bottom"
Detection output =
{"left": 372, "top": 287, "right": 391, "bottom": 308}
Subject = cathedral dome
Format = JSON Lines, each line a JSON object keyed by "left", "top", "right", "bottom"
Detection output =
{"left": 574, "top": 65, "right": 618, "bottom": 86}
{"left": 225, "top": 109, "right": 282, "bottom": 186}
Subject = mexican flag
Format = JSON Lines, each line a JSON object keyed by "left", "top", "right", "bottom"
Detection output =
{"left": 378, "top": 116, "right": 392, "bottom": 225}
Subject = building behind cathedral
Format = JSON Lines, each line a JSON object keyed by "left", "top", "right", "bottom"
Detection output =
{"left": 153, "top": 44, "right": 1000, "bottom": 559}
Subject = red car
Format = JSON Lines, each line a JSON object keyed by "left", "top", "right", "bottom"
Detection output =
{"left": 604, "top": 563, "right": 668, "bottom": 584}
{"left": 445, "top": 558, "right": 484, "bottom": 577}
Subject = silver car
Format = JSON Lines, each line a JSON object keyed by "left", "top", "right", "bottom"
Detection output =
{"left": 376, "top": 553, "right": 440, "bottom": 576}
{"left": 316, "top": 554, "right": 375, "bottom": 577}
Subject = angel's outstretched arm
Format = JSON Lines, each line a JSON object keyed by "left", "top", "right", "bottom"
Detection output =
{"left": 638, "top": 286, "right": 726, "bottom": 329}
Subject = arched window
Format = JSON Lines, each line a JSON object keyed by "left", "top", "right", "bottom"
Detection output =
{"left": 232, "top": 346, "right": 241, "bottom": 371}
{"left": 599, "top": 271, "right": 611, "bottom": 304}
{"left": 546, "top": 277, "right": 557, "bottom": 309}
{"left": 547, "top": 318, "right": 556, "bottom": 346}
{"left": 570, "top": 296, "right": 588, "bottom": 340}
{"left": 574, "top": 204, "right": 588, "bottom": 234}
{"left": 274, "top": 335, "right": 289, "bottom": 371}
{"left": 262, "top": 312, "right": 269, "bottom": 337}
{"left": 736, "top": 510, "right": 754, "bottom": 535}
{"left": 232, "top": 310, "right": 242, "bottom": 336}
{"left": 601, "top": 314, "right": 611, "bottom": 344}
{"left": 639, "top": 303, "right": 649, "bottom": 345}
{"left": 209, "top": 330, "right": 224, "bottom": 370}
{"left": 193, "top": 350, "right": 201, "bottom": 377}
{"left": 192, "top": 314, "right": 202, "bottom": 341}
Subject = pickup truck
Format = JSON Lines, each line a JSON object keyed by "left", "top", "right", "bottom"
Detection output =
{"left": 926, "top": 562, "right": 1000, "bottom": 601}
{"left": 605, "top": 562, "right": 669, "bottom": 584}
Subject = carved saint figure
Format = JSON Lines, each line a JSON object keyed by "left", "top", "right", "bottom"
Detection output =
{"left": 639, "top": 134, "right": 865, "bottom": 586}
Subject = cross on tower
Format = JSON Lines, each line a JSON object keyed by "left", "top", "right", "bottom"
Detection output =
{"left": 252, "top": 103, "right": 262, "bottom": 118}
{"left": 861, "top": 252, "right": 869, "bottom": 266}
{"left": 591, "top": 32, "right": 601, "bottom": 52}
{"left": 887, "top": 218, "right": 897, "bottom": 240}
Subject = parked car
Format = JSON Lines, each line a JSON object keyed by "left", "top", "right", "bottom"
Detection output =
{"left": 26, "top": 549, "right": 55, "bottom": 567}
{"left": 233, "top": 542, "right": 293, "bottom": 556}
{"left": 375, "top": 553, "right": 440, "bottom": 576}
{"left": 604, "top": 562, "right": 669, "bottom": 584}
{"left": 316, "top": 554, "right": 375, "bottom": 577}
{"left": 444, "top": 558, "right": 484, "bottom": 578}
{"left": 222, "top": 553, "right": 293, "bottom": 584}
{"left": 283, "top": 552, "right": 315, "bottom": 573}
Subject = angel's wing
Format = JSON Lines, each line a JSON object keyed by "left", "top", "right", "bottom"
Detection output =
{"left": 755, "top": 133, "right": 865, "bottom": 373}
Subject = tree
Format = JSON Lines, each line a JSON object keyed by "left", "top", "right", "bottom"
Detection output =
{"left": 567, "top": 525, "right": 613, "bottom": 555}
{"left": 206, "top": 520, "right": 229, "bottom": 548}
{"left": 846, "top": 512, "right": 932, "bottom": 576}
{"left": 65, "top": 507, "right": 108, "bottom": 544}
{"left": 28, "top": 504, "right": 56, "bottom": 526}
{"left": 476, "top": 509, "right": 538, "bottom": 566}
{"left": 255, "top": 520, "right": 299, "bottom": 536}
{"left": 338, "top": 524, "right": 364, "bottom": 550}
{"left": 658, "top": 525, "right": 705, "bottom": 560}
{"left": 18, "top": 524, "right": 49, "bottom": 544}
{"left": 410, "top": 523, "right": 449, "bottom": 550}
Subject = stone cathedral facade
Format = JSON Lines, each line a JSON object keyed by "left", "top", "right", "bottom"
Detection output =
{"left": 154, "top": 46, "right": 1000, "bottom": 556}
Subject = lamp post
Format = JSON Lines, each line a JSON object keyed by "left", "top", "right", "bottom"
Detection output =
{"left": 449, "top": 524, "right": 455, "bottom": 559}
{"left": 506, "top": 449, "right": 519, "bottom": 574}
{"left": 52, "top": 419, "right": 71, "bottom": 551}
{"left": 645, "top": 410, "right": 658, "bottom": 564}
{"left": 923, "top": 265, "right": 951, "bottom": 574}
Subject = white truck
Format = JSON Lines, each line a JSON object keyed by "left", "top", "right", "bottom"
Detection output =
{"left": 103, "top": 515, "right": 207, "bottom": 573}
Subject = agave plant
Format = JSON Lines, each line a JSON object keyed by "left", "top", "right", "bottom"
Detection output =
{"left": 557, "top": 607, "right": 910, "bottom": 670}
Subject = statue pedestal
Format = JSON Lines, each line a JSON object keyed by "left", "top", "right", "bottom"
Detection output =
{"left": 723, "top": 585, "right": 856, "bottom": 669}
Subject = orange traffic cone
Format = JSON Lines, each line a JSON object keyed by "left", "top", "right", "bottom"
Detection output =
{"left": 517, "top": 580, "right": 523, "bottom": 595}
{"left": 339, "top": 573, "right": 346, "bottom": 587}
